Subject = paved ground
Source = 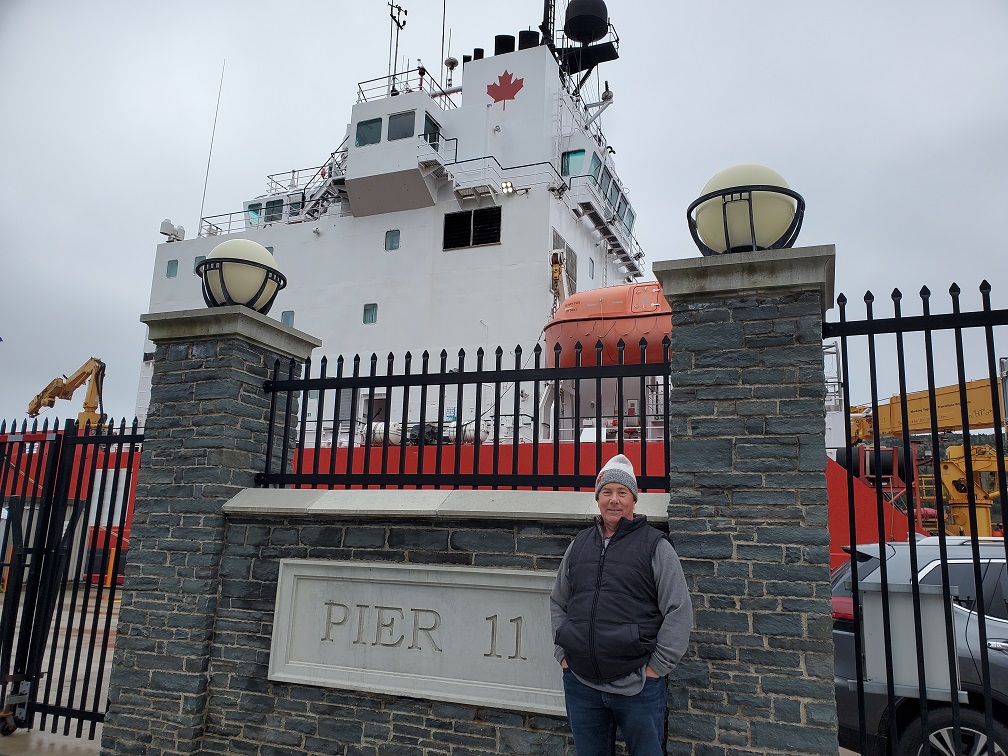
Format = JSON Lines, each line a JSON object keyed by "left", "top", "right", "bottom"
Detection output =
{"left": 0, "top": 727, "right": 100, "bottom": 755}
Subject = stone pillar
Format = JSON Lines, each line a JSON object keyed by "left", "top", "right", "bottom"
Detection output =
{"left": 102, "top": 306, "right": 320, "bottom": 755}
{"left": 653, "top": 246, "right": 839, "bottom": 755}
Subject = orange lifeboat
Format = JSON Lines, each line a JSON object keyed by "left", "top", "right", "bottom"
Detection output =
{"left": 544, "top": 283, "right": 672, "bottom": 367}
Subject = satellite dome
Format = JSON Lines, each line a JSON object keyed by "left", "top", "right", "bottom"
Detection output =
{"left": 564, "top": 0, "right": 609, "bottom": 45}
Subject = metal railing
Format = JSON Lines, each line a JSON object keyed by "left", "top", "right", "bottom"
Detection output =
{"left": 256, "top": 339, "right": 671, "bottom": 491}
{"left": 357, "top": 67, "right": 459, "bottom": 108}
{"left": 825, "top": 281, "right": 1008, "bottom": 756}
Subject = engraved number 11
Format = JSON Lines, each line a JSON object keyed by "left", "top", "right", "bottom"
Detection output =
{"left": 484, "top": 615, "right": 527, "bottom": 660}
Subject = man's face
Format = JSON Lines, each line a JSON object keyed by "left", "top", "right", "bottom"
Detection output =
{"left": 596, "top": 483, "right": 635, "bottom": 534}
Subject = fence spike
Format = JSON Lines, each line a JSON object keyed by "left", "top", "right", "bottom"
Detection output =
{"left": 980, "top": 279, "right": 992, "bottom": 295}
{"left": 919, "top": 285, "right": 930, "bottom": 299}
{"left": 864, "top": 290, "right": 874, "bottom": 304}
{"left": 949, "top": 282, "right": 961, "bottom": 297}
{"left": 836, "top": 292, "right": 847, "bottom": 307}
{"left": 891, "top": 288, "right": 902, "bottom": 302}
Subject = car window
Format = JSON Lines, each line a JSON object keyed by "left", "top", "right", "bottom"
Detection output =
{"left": 984, "top": 561, "right": 1008, "bottom": 621}
{"left": 920, "top": 560, "right": 987, "bottom": 611}
{"left": 831, "top": 554, "right": 880, "bottom": 597}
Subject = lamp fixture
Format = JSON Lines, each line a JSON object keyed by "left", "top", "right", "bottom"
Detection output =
{"left": 500, "top": 181, "right": 514, "bottom": 194}
{"left": 195, "top": 238, "right": 287, "bottom": 315}
{"left": 686, "top": 164, "right": 805, "bottom": 256}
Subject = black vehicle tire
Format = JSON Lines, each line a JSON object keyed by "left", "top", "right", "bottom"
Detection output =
{"left": 895, "top": 706, "right": 1008, "bottom": 756}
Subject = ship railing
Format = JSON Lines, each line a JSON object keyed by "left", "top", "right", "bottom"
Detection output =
{"left": 418, "top": 133, "right": 457, "bottom": 166}
{"left": 266, "top": 145, "right": 349, "bottom": 196}
{"left": 449, "top": 156, "right": 565, "bottom": 196}
{"left": 357, "top": 68, "right": 459, "bottom": 109}
{"left": 256, "top": 338, "right": 672, "bottom": 492}
{"left": 198, "top": 200, "right": 353, "bottom": 238}
{"left": 567, "top": 173, "right": 644, "bottom": 276}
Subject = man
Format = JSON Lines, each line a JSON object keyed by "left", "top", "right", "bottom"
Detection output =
{"left": 551, "top": 454, "right": 692, "bottom": 756}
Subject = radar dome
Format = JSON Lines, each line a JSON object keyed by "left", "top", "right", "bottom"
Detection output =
{"left": 564, "top": 0, "right": 609, "bottom": 44}
{"left": 692, "top": 164, "right": 800, "bottom": 255}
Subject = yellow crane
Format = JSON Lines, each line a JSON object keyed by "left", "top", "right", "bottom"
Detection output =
{"left": 27, "top": 357, "right": 106, "bottom": 428}
{"left": 848, "top": 378, "right": 1006, "bottom": 537}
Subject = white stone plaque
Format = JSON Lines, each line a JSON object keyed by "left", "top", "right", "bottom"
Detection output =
{"left": 269, "top": 560, "right": 564, "bottom": 715}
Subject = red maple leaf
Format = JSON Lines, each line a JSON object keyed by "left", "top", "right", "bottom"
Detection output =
{"left": 487, "top": 70, "right": 523, "bottom": 109}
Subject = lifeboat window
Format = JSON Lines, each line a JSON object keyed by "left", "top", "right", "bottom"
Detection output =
{"left": 561, "top": 149, "right": 585, "bottom": 177}
{"left": 599, "top": 167, "right": 612, "bottom": 197}
{"left": 265, "top": 199, "right": 283, "bottom": 223}
{"left": 247, "top": 203, "right": 262, "bottom": 226}
{"left": 193, "top": 256, "right": 206, "bottom": 274}
{"left": 423, "top": 113, "right": 441, "bottom": 151}
{"left": 388, "top": 110, "right": 415, "bottom": 141}
{"left": 443, "top": 207, "right": 502, "bottom": 249}
{"left": 281, "top": 310, "right": 295, "bottom": 327}
{"left": 355, "top": 117, "right": 382, "bottom": 147}
{"left": 385, "top": 229, "right": 400, "bottom": 250}
{"left": 589, "top": 152, "right": 602, "bottom": 181}
{"left": 363, "top": 303, "right": 378, "bottom": 325}
{"left": 166, "top": 259, "right": 178, "bottom": 279}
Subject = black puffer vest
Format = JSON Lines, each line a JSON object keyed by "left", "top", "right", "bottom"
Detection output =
{"left": 555, "top": 515, "right": 665, "bottom": 682}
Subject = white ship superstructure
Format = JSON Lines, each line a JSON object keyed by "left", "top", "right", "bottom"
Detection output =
{"left": 137, "top": 2, "right": 646, "bottom": 432}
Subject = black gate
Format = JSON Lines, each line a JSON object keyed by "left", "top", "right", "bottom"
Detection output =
{"left": 0, "top": 417, "right": 141, "bottom": 740}
{"left": 825, "top": 282, "right": 1008, "bottom": 756}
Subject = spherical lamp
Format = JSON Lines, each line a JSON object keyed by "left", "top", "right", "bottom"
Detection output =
{"left": 687, "top": 164, "right": 805, "bottom": 256}
{"left": 195, "top": 238, "right": 287, "bottom": 314}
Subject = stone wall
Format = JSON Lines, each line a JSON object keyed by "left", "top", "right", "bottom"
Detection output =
{"left": 201, "top": 514, "right": 666, "bottom": 755}
{"left": 663, "top": 288, "right": 837, "bottom": 755}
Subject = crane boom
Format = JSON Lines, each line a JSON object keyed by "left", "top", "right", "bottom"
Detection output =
{"left": 851, "top": 378, "right": 1003, "bottom": 443}
{"left": 27, "top": 357, "right": 106, "bottom": 427}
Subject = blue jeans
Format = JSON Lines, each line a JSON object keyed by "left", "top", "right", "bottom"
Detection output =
{"left": 563, "top": 668, "right": 667, "bottom": 756}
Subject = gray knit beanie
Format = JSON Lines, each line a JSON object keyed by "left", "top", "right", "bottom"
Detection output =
{"left": 594, "top": 454, "right": 638, "bottom": 501}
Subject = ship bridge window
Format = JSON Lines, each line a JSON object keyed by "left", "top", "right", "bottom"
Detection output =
{"left": 166, "top": 259, "right": 178, "bottom": 278}
{"left": 561, "top": 149, "right": 585, "bottom": 177}
{"left": 388, "top": 110, "right": 415, "bottom": 141}
{"left": 281, "top": 310, "right": 295, "bottom": 327}
{"left": 423, "top": 113, "right": 441, "bottom": 151}
{"left": 589, "top": 152, "right": 602, "bottom": 181}
{"left": 443, "top": 206, "right": 502, "bottom": 250}
{"left": 607, "top": 182, "right": 621, "bottom": 209}
{"left": 355, "top": 117, "right": 382, "bottom": 147}
{"left": 363, "top": 303, "right": 378, "bottom": 324}
{"left": 248, "top": 203, "right": 262, "bottom": 226}
{"left": 599, "top": 167, "right": 612, "bottom": 197}
{"left": 193, "top": 255, "right": 206, "bottom": 274}
{"left": 616, "top": 195, "right": 628, "bottom": 225}
{"left": 265, "top": 199, "right": 283, "bottom": 223}
{"left": 385, "top": 229, "right": 400, "bottom": 250}
{"left": 624, "top": 207, "right": 636, "bottom": 234}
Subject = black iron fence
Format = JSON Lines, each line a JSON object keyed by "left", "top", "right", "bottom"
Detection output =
{"left": 825, "top": 281, "right": 1008, "bottom": 756}
{"left": 0, "top": 417, "right": 142, "bottom": 739}
{"left": 257, "top": 339, "right": 672, "bottom": 492}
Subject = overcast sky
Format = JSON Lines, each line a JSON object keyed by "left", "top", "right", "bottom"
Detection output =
{"left": 2, "top": 0, "right": 1007, "bottom": 425}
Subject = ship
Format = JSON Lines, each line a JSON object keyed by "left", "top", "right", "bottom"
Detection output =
{"left": 137, "top": 0, "right": 653, "bottom": 437}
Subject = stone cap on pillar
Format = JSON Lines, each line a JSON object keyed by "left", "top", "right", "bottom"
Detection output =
{"left": 141, "top": 306, "right": 322, "bottom": 361}
{"left": 653, "top": 244, "right": 836, "bottom": 315}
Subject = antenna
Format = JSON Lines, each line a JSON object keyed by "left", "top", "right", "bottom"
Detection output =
{"left": 388, "top": 3, "right": 407, "bottom": 94}
{"left": 198, "top": 59, "right": 226, "bottom": 235}
{"left": 440, "top": 0, "right": 446, "bottom": 88}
